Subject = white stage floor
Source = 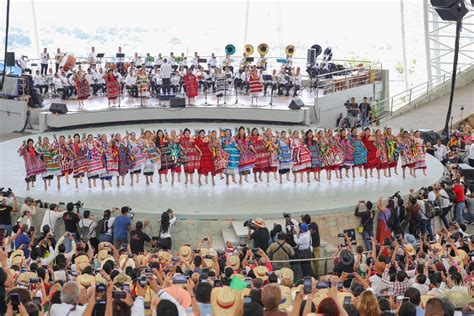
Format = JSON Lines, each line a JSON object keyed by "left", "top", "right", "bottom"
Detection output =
{"left": 0, "top": 123, "right": 444, "bottom": 219}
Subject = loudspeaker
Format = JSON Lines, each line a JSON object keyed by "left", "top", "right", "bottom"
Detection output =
{"left": 49, "top": 103, "right": 68, "bottom": 114}
{"left": 307, "top": 49, "right": 316, "bottom": 64}
{"left": 430, "top": 0, "right": 468, "bottom": 21}
{"left": 6, "top": 52, "right": 15, "bottom": 67}
{"left": 289, "top": 98, "right": 304, "bottom": 110}
{"left": 170, "top": 97, "right": 186, "bottom": 108}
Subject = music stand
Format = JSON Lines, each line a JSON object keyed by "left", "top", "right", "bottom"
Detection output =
{"left": 116, "top": 53, "right": 125, "bottom": 58}
{"left": 198, "top": 58, "right": 207, "bottom": 63}
{"left": 262, "top": 75, "right": 273, "bottom": 106}
{"left": 245, "top": 57, "right": 254, "bottom": 63}
{"left": 96, "top": 53, "right": 105, "bottom": 58}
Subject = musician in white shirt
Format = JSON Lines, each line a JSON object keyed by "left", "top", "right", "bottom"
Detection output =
{"left": 284, "top": 54, "right": 293, "bottom": 75}
{"left": 433, "top": 139, "right": 449, "bottom": 164}
{"left": 257, "top": 56, "right": 267, "bottom": 71}
{"left": 240, "top": 69, "right": 249, "bottom": 93}
{"left": 293, "top": 67, "right": 302, "bottom": 97}
{"left": 208, "top": 53, "right": 217, "bottom": 68}
{"left": 54, "top": 48, "right": 63, "bottom": 74}
{"left": 264, "top": 69, "right": 278, "bottom": 96}
{"left": 171, "top": 71, "right": 181, "bottom": 94}
{"left": 156, "top": 53, "right": 163, "bottom": 67}
{"left": 92, "top": 68, "right": 106, "bottom": 95}
{"left": 125, "top": 70, "right": 138, "bottom": 97}
{"left": 116, "top": 46, "right": 125, "bottom": 74}
{"left": 40, "top": 48, "right": 50, "bottom": 75}
{"left": 160, "top": 59, "right": 173, "bottom": 95}
{"left": 33, "top": 70, "right": 48, "bottom": 94}
{"left": 52, "top": 73, "right": 71, "bottom": 99}
{"left": 150, "top": 66, "right": 162, "bottom": 95}
{"left": 87, "top": 47, "right": 97, "bottom": 65}
{"left": 133, "top": 52, "right": 143, "bottom": 66}
{"left": 277, "top": 67, "right": 290, "bottom": 96}
{"left": 192, "top": 52, "right": 200, "bottom": 68}
{"left": 178, "top": 53, "right": 186, "bottom": 71}
{"left": 18, "top": 55, "right": 30, "bottom": 72}
{"left": 113, "top": 69, "right": 124, "bottom": 92}
{"left": 169, "top": 52, "right": 177, "bottom": 68}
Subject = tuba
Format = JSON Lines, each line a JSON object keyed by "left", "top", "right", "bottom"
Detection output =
{"left": 285, "top": 45, "right": 295, "bottom": 57}
{"left": 244, "top": 44, "right": 254, "bottom": 56}
{"left": 257, "top": 43, "right": 269, "bottom": 57}
{"left": 225, "top": 44, "right": 236, "bottom": 56}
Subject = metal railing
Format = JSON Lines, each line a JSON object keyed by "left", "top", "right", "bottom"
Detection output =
{"left": 373, "top": 64, "right": 473, "bottom": 120}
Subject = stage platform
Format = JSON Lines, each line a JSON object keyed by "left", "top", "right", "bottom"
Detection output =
{"left": 0, "top": 123, "right": 444, "bottom": 220}
{"left": 36, "top": 92, "right": 317, "bottom": 131}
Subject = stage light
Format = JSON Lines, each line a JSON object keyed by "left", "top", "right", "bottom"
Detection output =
{"left": 430, "top": 0, "right": 468, "bottom": 21}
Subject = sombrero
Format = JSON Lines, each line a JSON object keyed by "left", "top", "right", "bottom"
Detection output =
{"left": 253, "top": 266, "right": 269, "bottom": 281}
{"left": 279, "top": 285, "right": 293, "bottom": 310}
{"left": 178, "top": 246, "right": 193, "bottom": 262}
{"left": 211, "top": 286, "right": 242, "bottom": 316}
{"left": 77, "top": 274, "right": 96, "bottom": 287}
{"left": 254, "top": 218, "right": 266, "bottom": 228}
{"left": 228, "top": 255, "right": 240, "bottom": 271}
{"left": 74, "top": 255, "right": 90, "bottom": 272}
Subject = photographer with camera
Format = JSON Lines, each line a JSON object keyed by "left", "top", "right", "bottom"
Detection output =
{"left": 0, "top": 193, "right": 18, "bottom": 236}
{"left": 437, "top": 182, "right": 454, "bottom": 229}
{"left": 283, "top": 213, "right": 299, "bottom": 247}
{"left": 20, "top": 197, "right": 38, "bottom": 217}
{"left": 293, "top": 223, "right": 312, "bottom": 277}
{"left": 354, "top": 200, "right": 375, "bottom": 251}
{"left": 40, "top": 203, "right": 65, "bottom": 234}
{"left": 157, "top": 209, "right": 176, "bottom": 250}
{"left": 246, "top": 218, "right": 270, "bottom": 251}
{"left": 62, "top": 202, "right": 81, "bottom": 253}
{"left": 113, "top": 206, "right": 132, "bottom": 248}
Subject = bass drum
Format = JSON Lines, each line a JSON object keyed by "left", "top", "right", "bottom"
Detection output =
{"left": 62, "top": 55, "right": 76, "bottom": 72}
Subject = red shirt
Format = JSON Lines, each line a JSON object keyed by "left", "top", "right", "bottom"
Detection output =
{"left": 453, "top": 184, "right": 465, "bottom": 203}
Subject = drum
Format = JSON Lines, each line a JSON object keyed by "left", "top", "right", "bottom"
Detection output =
{"left": 63, "top": 55, "right": 76, "bottom": 72}
{"left": 106, "top": 62, "right": 116, "bottom": 71}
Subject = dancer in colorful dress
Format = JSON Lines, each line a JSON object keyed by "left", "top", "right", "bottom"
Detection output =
{"left": 249, "top": 128, "right": 270, "bottom": 183}
{"left": 105, "top": 69, "right": 120, "bottom": 107}
{"left": 127, "top": 132, "right": 146, "bottom": 185}
{"left": 399, "top": 130, "right": 416, "bottom": 178}
{"left": 195, "top": 130, "right": 215, "bottom": 186}
{"left": 361, "top": 128, "right": 379, "bottom": 179}
{"left": 374, "top": 129, "right": 389, "bottom": 179}
{"left": 290, "top": 130, "right": 312, "bottom": 183}
{"left": 169, "top": 130, "right": 182, "bottom": 185}
{"left": 235, "top": 126, "right": 256, "bottom": 184}
{"left": 56, "top": 135, "right": 74, "bottom": 187}
{"left": 305, "top": 130, "right": 323, "bottom": 182}
{"left": 248, "top": 66, "right": 263, "bottom": 106}
{"left": 155, "top": 130, "right": 172, "bottom": 184}
{"left": 179, "top": 128, "right": 200, "bottom": 185}
{"left": 338, "top": 129, "right": 355, "bottom": 178}
{"left": 183, "top": 68, "right": 199, "bottom": 105}
{"left": 210, "top": 130, "right": 228, "bottom": 179}
{"left": 73, "top": 71, "right": 90, "bottom": 109}
{"left": 326, "top": 129, "right": 344, "bottom": 180}
{"left": 277, "top": 131, "right": 292, "bottom": 184}
{"left": 85, "top": 134, "right": 105, "bottom": 188}
{"left": 36, "top": 136, "right": 62, "bottom": 190}
{"left": 222, "top": 129, "right": 239, "bottom": 185}
{"left": 19, "top": 138, "right": 45, "bottom": 190}
{"left": 349, "top": 127, "right": 367, "bottom": 177}
{"left": 71, "top": 134, "right": 88, "bottom": 189}
{"left": 263, "top": 128, "right": 279, "bottom": 183}
{"left": 385, "top": 127, "right": 399, "bottom": 177}
{"left": 99, "top": 134, "right": 118, "bottom": 189}
{"left": 114, "top": 133, "right": 132, "bottom": 186}
{"left": 143, "top": 130, "right": 161, "bottom": 185}
{"left": 413, "top": 130, "right": 427, "bottom": 177}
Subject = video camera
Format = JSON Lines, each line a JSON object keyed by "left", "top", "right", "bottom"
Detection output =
{"left": 0, "top": 188, "right": 13, "bottom": 198}
{"left": 391, "top": 191, "right": 401, "bottom": 200}
{"left": 243, "top": 219, "right": 258, "bottom": 230}
{"left": 73, "top": 200, "right": 83, "bottom": 211}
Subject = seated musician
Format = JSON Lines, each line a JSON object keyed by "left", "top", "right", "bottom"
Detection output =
{"left": 52, "top": 73, "right": 71, "bottom": 100}
{"left": 240, "top": 68, "right": 250, "bottom": 93}
{"left": 87, "top": 47, "right": 97, "bottom": 65}
{"left": 170, "top": 52, "right": 178, "bottom": 71}
{"left": 284, "top": 54, "right": 293, "bottom": 75}
{"left": 33, "top": 70, "right": 48, "bottom": 95}
{"left": 257, "top": 55, "right": 267, "bottom": 71}
{"left": 155, "top": 53, "right": 163, "bottom": 68}
{"left": 133, "top": 52, "right": 143, "bottom": 67}
{"left": 293, "top": 67, "right": 302, "bottom": 97}
{"left": 264, "top": 69, "right": 278, "bottom": 96}
{"left": 125, "top": 69, "right": 138, "bottom": 97}
{"left": 150, "top": 66, "right": 162, "bottom": 96}
{"left": 223, "top": 54, "right": 234, "bottom": 73}
{"left": 116, "top": 46, "right": 125, "bottom": 74}
{"left": 178, "top": 53, "right": 187, "bottom": 71}
{"left": 207, "top": 66, "right": 216, "bottom": 93}
{"left": 208, "top": 53, "right": 218, "bottom": 69}
{"left": 197, "top": 66, "right": 207, "bottom": 92}
{"left": 192, "top": 52, "right": 199, "bottom": 69}
{"left": 145, "top": 53, "right": 155, "bottom": 68}
{"left": 277, "top": 68, "right": 291, "bottom": 96}
{"left": 171, "top": 71, "right": 181, "bottom": 94}
{"left": 92, "top": 68, "right": 106, "bottom": 95}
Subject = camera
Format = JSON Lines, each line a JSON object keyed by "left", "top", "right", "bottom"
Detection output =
{"left": 73, "top": 200, "right": 83, "bottom": 212}
{"left": 283, "top": 212, "right": 291, "bottom": 219}
{"left": 0, "top": 188, "right": 13, "bottom": 198}
{"left": 243, "top": 220, "right": 257, "bottom": 230}
{"left": 128, "top": 210, "right": 135, "bottom": 220}
{"left": 391, "top": 191, "right": 401, "bottom": 199}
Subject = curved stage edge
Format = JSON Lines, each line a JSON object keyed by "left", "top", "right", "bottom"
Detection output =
{"left": 0, "top": 126, "right": 444, "bottom": 220}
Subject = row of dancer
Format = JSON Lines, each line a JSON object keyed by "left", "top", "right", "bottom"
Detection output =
{"left": 18, "top": 127, "right": 428, "bottom": 190}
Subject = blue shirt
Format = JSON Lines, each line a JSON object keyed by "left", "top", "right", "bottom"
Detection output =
{"left": 416, "top": 306, "right": 425, "bottom": 316}
{"left": 113, "top": 215, "right": 131, "bottom": 239}
{"left": 14, "top": 233, "right": 31, "bottom": 258}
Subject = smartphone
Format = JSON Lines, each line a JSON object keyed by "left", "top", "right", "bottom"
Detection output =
{"left": 316, "top": 282, "right": 329, "bottom": 289}
{"left": 343, "top": 296, "right": 352, "bottom": 306}
{"left": 243, "top": 296, "right": 252, "bottom": 304}
{"left": 193, "top": 249, "right": 200, "bottom": 254}
{"left": 112, "top": 291, "right": 127, "bottom": 299}
{"left": 30, "top": 277, "right": 40, "bottom": 284}
{"left": 122, "top": 284, "right": 130, "bottom": 293}
{"left": 244, "top": 277, "right": 252, "bottom": 288}
{"left": 10, "top": 293, "right": 20, "bottom": 311}
{"left": 205, "top": 255, "right": 213, "bottom": 259}
{"left": 241, "top": 269, "right": 247, "bottom": 275}
{"left": 96, "top": 284, "right": 107, "bottom": 293}
{"left": 214, "top": 279, "right": 223, "bottom": 287}
{"left": 337, "top": 282, "right": 344, "bottom": 290}
{"left": 172, "top": 275, "right": 188, "bottom": 284}
{"left": 402, "top": 297, "right": 410, "bottom": 303}
{"left": 32, "top": 297, "right": 42, "bottom": 307}
{"left": 303, "top": 276, "right": 312, "bottom": 294}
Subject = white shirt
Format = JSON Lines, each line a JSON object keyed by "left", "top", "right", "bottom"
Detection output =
{"left": 49, "top": 302, "right": 87, "bottom": 316}
{"left": 439, "top": 189, "right": 452, "bottom": 208}
{"left": 428, "top": 191, "right": 436, "bottom": 202}
{"left": 171, "top": 75, "right": 180, "bottom": 85}
{"left": 369, "top": 274, "right": 384, "bottom": 294}
{"left": 159, "top": 216, "right": 176, "bottom": 239}
{"left": 433, "top": 144, "right": 449, "bottom": 161}
{"left": 169, "top": 57, "right": 176, "bottom": 66}
{"left": 40, "top": 52, "right": 49, "bottom": 64}
{"left": 79, "top": 218, "right": 98, "bottom": 238}
{"left": 293, "top": 231, "right": 311, "bottom": 250}
{"left": 468, "top": 144, "right": 474, "bottom": 160}
{"left": 294, "top": 74, "right": 302, "bottom": 85}
{"left": 20, "top": 204, "right": 37, "bottom": 216}
{"left": 125, "top": 74, "right": 136, "bottom": 85}
{"left": 160, "top": 63, "right": 172, "bottom": 79}
{"left": 18, "top": 58, "right": 29, "bottom": 69}
{"left": 53, "top": 77, "right": 64, "bottom": 89}
{"left": 411, "top": 283, "right": 429, "bottom": 295}
{"left": 41, "top": 210, "right": 66, "bottom": 232}
{"left": 33, "top": 75, "right": 44, "bottom": 86}
{"left": 133, "top": 57, "right": 143, "bottom": 66}
{"left": 116, "top": 52, "right": 124, "bottom": 62}
{"left": 87, "top": 51, "right": 97, "bottom": 63}
{"left": 95, "top": 72, "right": 105, "bottom": 84}
{"left": 104, "top": 217, "right": 115, "bottom": 235}
{"left": 417, "top": 200, "right": 428, "bottom": 220}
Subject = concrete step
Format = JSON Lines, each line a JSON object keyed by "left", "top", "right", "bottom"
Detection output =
{"left": 210, "top": 234, "right": 225, "bottom": 250}
{"left": 221, "top": 227, "right": 239, "bottom": 246}
{"left": 231, "top": 220, "right": 248, "bottom": 238}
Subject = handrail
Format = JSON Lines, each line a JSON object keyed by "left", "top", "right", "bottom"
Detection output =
{"left": 373, "top": 64, "right": 473, "bottom": 120}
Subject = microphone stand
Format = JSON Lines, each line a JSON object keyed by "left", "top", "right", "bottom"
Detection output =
{"left": 235, "top": 78, "right": 239, "bottom": 105}
{"left": 223, "top": 75, "right": 227, "bottom": 105}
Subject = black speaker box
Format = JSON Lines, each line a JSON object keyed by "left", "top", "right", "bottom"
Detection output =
{"left": 307, "top": 49, "right": 316, "bottom": 64}
{"left": 6, "top": 52, "right": 15, "bottom": 67}
{"left": 49, "top": 103, "right": 68, "bottom": 114}
{"left": 170, "top": 97, "right": 186, "bottom": 108}
{"left": 289, "top": 99, "right": 304, "bottom": 110}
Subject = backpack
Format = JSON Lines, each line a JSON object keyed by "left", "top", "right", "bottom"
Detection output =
{"left": 423, "top": 201, "right": 436, "bottom": 219}
{"left": 444, "top": 189, "right": 456, "bottom": 203}
{"left": 79, "top": 220, "right": 94, "bottom": 241}
{"left": 386, "top": 211, "right": 399, "bottom": 231}
{"left": 96, "top": 218, "right": 108, "bottom": 234}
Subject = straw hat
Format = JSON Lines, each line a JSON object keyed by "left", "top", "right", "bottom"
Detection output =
{"left": 157, "top": 251, "right": 174, "bottom": 264}
{"left": 97, "top": 250, "right": 110, "bottom": 263}
{"left": 74, "top": 255, "right": 90, "bottom": 272}
{"left": 211, "top": 286, "right": 242, "bottom": 316}
{"left": 276, "top": 268, "right": 294, "bottom": 282}
{"left": 253, "top": 266, "right": 269, "bottom": 281}
{"left": 204, "top": 258, "right": 215, "bottom": 270}
{"left": 279, "top": 285, "right": 293, "bottom": 310}
{"left": 254, "top": 218, "right": 266, "bottom": 228}
{"left": 16, "top": 271, "right": 37, "bottom": 284}
{"left": 95, "top": 273, "right": 107, "bottom": 285}
{"left": 77, "top": 274, "right": 95, "bottom": 288}
{"left": 228, "top": 255, "right": 240, "bottom": 271}
{"left": 403, "top": 244, "right": 416, "bottom": 256}
{"left": 119, "top": 255, "right": 136, "bottom": 269}
{"left": 113, "top": 272, "right": 132, "bottom": 285}
{"left": 178, "top": 246, "right": 193, "bottom": 261}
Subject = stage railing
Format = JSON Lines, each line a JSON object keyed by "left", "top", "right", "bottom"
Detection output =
{"left": 372, "top": 64, "right": 473, "bottom": 120}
